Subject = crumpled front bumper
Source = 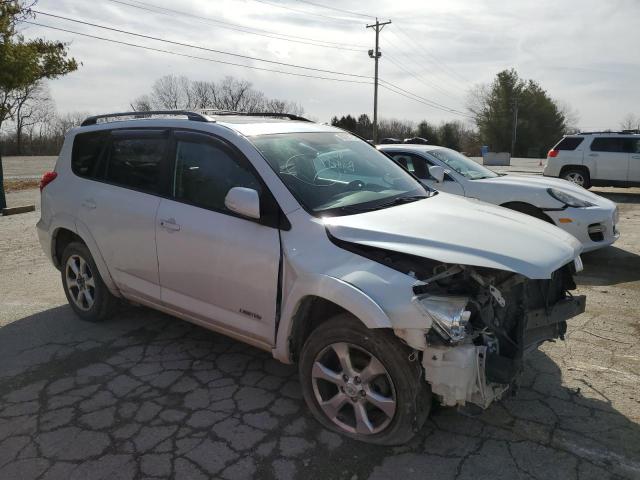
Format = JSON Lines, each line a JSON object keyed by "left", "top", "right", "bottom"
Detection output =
{"left": 422, "top": 294, "right": 586, "bottom": 409}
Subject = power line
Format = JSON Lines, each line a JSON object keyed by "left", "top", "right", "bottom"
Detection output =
{"left": 385, "top": 31, "right": 468, "bottom": 96}
{"left": 22, "top": 17, "right": 473, "bottom": 118}
{"left": 385, "top": 54, "right": 464, "bottom": 105}
{"left": 392, "top": 25, "right": 470, "bottom": 86}
{"left": 32, "top": 10, "right": 371, "bottom": 79}
{"left": 379, "top": 83, "right": 473, "bottom": 119}
{"left": 378, "top": 78, "right": 472, "bottom": 117}
{"left": 21, "top": 21, "right": 374, "bottom": 85}
{"left": 295, "top": 0, "right": 375, "bottom": 19}
{"left": 251, "top": 0, "right": 362, "bottom": 24}
{"left": 106, "top": 0, "right": 367, "bottom": 51}
{"left": 384, "top": 33, "right": 466, "bottom": 98}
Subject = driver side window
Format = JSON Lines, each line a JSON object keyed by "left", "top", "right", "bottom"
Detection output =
{"left": 391, "top": 153, "right": 429, "bottom": 179}
{"left": 173, "top": 137, "right": 261, "bottom": 213}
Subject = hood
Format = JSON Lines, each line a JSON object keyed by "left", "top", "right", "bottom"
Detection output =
{"left": 323, "top": 192, "right": 582, "bottom": 279}
{"left": 476, "top": 175, "right": 615, "bottom": 208}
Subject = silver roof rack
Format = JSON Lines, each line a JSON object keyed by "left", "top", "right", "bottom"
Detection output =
{"left": 80, "top": 110, "right": 311, "bottom": 127}
{"left": 197, "top": 110, "right": 311, "bottom": 122}
{"left": 80, "top": 110, "right": 210, "bottom": 127}
{"left": 577, "top": 130, "right": 640, "bottom": 135}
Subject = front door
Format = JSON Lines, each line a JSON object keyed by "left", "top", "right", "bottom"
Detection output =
{"left": 155, "top": 130, "right": 281, "bottom": 346}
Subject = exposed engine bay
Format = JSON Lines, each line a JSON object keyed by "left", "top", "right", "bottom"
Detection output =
{"left": 332, "top": 238, "right": 586, "bottom": 409}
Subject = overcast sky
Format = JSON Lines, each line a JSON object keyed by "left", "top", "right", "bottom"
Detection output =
{"left": 20, "top": 0, "right": 640, "bottom": 130}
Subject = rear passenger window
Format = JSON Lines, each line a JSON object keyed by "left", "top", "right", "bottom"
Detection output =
{"left": 554, "top": 137, "right": 584, "bottom": 150}
{"left": 72, "top": 132, "right": 108, "bottom": 179}
{"left": 105, "top": 137, "right": 167, "bottom": 193}
{"left": 173, "top": 139, "right": 261, "bottom": 212}
{"left": 590, "top": 137, "right": 626, "bottom": 153}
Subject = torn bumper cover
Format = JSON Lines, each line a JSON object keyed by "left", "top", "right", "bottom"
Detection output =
{"left": 422, "top": 293, "right": 586, "bottom": 408}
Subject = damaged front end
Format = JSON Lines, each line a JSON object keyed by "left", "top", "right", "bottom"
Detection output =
{"left": 336, "top": 240, "right": 586, "bottom": 409}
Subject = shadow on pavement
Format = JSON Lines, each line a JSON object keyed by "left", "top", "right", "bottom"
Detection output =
{"left": 0, "top": 306, "right": 638, "bottom": 479}
{"left": 594, "top": 190, "right": 640, "bottom": 205}
{"left": 577, "top": 246, "right": 640, "bottom": 286}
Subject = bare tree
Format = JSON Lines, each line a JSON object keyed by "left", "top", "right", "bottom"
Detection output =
{"left": 13, "top": 81, "right": 54, "bottom": 154}
{"left": 130, "top": 75, "right": 304, "bottom": 116}
{"left": 378, "top": 118, "right": 415, "bottom": 139}
{"left": 150, "top": 75, "right": 191, "bottom": 109}
{"left": 130, "top": 94, "right": 152, "bottom": 112}
{"left": 557, "top": 101, "right": 580, "bottom": 134}
{"left": 620, "top": 113, "right": 639, "bottom": 131}
{"left": 263, "top": 98, "right": 304, "bottom": 116}
{"left": 190, "top": 81, "right": 216, "bottom": 109}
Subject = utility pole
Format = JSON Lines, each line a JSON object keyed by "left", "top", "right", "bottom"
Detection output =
{"left": 511, "top": 97, "right": 519, "bottom": 158}
{"left": 367, "top": 18, "right": 391, "bottom": 144}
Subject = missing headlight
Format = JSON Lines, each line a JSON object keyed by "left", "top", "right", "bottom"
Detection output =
{"left": 413, "top": 294, "right": 471, "bottom": 343}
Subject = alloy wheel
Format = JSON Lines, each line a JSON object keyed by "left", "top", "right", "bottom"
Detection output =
{"left": 565, "top": 172, "right": 585, "bottom": 186}
{"left": 65, "top": 254, "right": 96, "bottom": 311}
{"left": 311, "top": 342, "right": 397, "bottom": 435}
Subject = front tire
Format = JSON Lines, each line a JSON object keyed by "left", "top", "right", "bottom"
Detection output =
{"left": 299, "top": 314, "right": 430, "bottom": 445}
{"left": 61, "top": 242, "right": 117, "bottom": 322}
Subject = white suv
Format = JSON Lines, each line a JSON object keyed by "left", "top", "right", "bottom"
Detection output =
{"left": 544, "top": 131, "right": 640, "bottom": 188}
{"left": 38, "top": 111, "right": 586, "bottom": 444}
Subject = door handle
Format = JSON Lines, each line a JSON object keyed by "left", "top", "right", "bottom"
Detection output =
{"left": 588, "top": 153, "right": 599, "bottom": 157}
{"left": 159, "top": 218, "right": 181, "bottom": 232}
{"left": 632, "top": 155, "right": 640, "bottom": 159}
{"left": 81, "top": 199, "right": 96, "bottom": 210}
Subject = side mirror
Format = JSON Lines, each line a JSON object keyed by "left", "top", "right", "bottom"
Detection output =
{"left": 428, "top": 165, "right": 445, "bottom": 183}
{"left": 224, "top": 187, "right": 260, "bottom": 220}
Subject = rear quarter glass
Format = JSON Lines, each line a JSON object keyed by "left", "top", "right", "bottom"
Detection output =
{"left": 554, "top": 137, "right": 584, "bottom": 150}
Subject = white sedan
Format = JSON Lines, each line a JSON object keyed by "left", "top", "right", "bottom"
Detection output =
{"left": 379, "top": 144, "right": 619, "bottom": 252}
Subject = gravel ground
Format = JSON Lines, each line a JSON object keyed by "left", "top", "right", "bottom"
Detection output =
{"left": 0, "top": 185, "right": 639, "bottom": 480}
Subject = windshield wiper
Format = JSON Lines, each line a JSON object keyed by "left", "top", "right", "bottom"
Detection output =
{"left": 336, "top": 194, "right": 430, "bottom": 214}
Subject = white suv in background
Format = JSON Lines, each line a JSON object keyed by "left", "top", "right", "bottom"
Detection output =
{"left": 544, "top": 131, "right": 640, "bottom": 188}
{"left": 38, "top": 111, "right": 586, "bottom": 444}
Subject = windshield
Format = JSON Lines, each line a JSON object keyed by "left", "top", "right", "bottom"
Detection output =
{"left": 427, "top": 148, "right": 498, "bottom": 180}
{"left": 250, "top": 131, "right": 428, "bottom": 215}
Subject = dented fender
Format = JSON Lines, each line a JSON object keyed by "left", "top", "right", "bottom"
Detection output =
{"left": 273, "top": 273, "right": 393, "bottom": 363}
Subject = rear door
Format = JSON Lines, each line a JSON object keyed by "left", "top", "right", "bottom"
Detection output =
{"left": 155, "top": 130, "right": 281, "bottom": 346}
{"left": 627, "top": 138, "right": 640, "bottom": 183}
{"left": 74, "top": 129, "right": 169, "bottom": 301}
{"left": 588, "top": 137, "right": 629, "bottom": 182}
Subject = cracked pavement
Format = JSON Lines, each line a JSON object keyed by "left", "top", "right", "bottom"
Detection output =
{"left": 1, "top": 187, "right": 639, "bottom": 480}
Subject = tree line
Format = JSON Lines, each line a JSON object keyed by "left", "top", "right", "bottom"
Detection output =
{"left": 131, "top": 74, "right": 304, "bottom": 116}
{"left": 330, "top": 113, "right": 481, "bottom": 154}
{"left": 0, "top": 74, "right": 305, "bottom": 156}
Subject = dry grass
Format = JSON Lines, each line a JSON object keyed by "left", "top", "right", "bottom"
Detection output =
{"left": 3, "top": 179, "right": 39, "bottom": 192}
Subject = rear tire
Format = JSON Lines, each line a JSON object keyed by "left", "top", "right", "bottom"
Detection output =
{"left": 61, "top": 242, "right": 117, "bottom": 322}
{"left": 561, "top": 167, "right": 591, "bottom": 189}
{"left": 299, "top": 314, "right": 430, "bottom": 445}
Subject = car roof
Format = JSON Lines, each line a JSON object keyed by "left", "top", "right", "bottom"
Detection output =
{"left": 378, "top": 144, "right": 442, "bottom": 152}
{"left": 214, "top": 117, "right": 339, "bottom": 136}
{"left": 75, "top": 111, "right": 343, "bottom": 137}
{"left": 567, "top": 132, "right": 640, "bottom": 137}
